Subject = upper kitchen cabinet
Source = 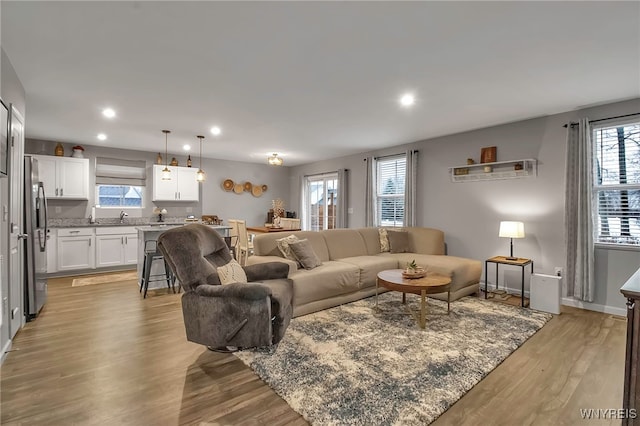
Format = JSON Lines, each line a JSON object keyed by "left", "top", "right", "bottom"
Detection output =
{"left": 152, "top": 165, "right": 199, "bottom": 202}
{"left": 33, "top": 154, "right": 90, "bottom": 200}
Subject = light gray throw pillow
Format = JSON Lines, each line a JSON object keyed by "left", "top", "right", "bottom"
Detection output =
{"left": 288, "top": 239, "right": 323, "bottom": 270}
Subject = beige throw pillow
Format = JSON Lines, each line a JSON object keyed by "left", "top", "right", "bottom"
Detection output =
{"left": 288, "top": 239, "right": 323, "bottom": 270}
{"left": 387, "top": 230, "right": 410, "bottom": 253}
{"left": 378, "top": 228, "right": 390, "bottom": 252}
{"left": 217, "top": 259, "right": 248, "bottom": 285}
{"left": 276, "top": 234, "right": 302, "bottom": 266}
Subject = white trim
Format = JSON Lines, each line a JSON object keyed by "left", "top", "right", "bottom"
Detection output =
{"left": 1, "top": 338, "right": 12, "bottom": 364}
{"left": 561, "top": 297, "right": 626, "bottom": 317}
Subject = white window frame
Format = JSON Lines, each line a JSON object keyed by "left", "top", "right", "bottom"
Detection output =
{"left": 375, "top": 154, "right": 406, "bottom": 227}
{"left": 304, "top": 172, "right": 338, "bottom": 231}
{"left": 95, "top": 184, "right": 145, "bottom": 209}
{"left": 592, "top": 119, "right": 640, "bottom": 248}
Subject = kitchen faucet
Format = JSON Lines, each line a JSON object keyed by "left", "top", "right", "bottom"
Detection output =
{"left": 119, "top": 211, "right": 128, "bottom": 223}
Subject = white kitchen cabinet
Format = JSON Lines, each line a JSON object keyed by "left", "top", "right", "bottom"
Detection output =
{"left": 152, "top": 165, "right": 199, "bottom": 201}
{"left": 46, "top": 229, "right": 57, "bottom": 273}
{"left": 95, "top": 227, "right": 138, "bottom": 267}
{"left": 33, "top": 155, "right": 89, "bottom": 200}
{"left": 57, "top": 228, "right": 95, "bottom": 271}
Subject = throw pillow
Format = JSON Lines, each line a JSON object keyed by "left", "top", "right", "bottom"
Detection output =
{"left": 276, "top": 234, "right": 301, "bottom": 265}
{"left": 288, "top": 239, "right": 323, "bottom": 270}
{"left": 216, "top": 259, "right": 248, "bottom": 285}
{"left": 378, "top": 228, "right": 390, "bottom": 252}
{"left": 387, "top": 230, "right": 410, "bottom": 253}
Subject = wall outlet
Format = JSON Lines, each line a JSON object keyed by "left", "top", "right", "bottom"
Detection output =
{"left": 554, "top": 267, "right": 563, "bottom": 277}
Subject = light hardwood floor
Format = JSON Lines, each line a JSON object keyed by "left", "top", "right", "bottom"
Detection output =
{"left": 0, "top": 273, "right": 626, "bottom": 425}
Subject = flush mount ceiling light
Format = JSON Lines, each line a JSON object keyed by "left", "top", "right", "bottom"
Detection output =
{"left": 102, "top": 108, "right": 116, "bottom": 118}
{"left": 399, "top": 93, "right": 415, "bottom": 107}
{"left": 97, "top": 133, "right": 107, "bottom": 141}
{"left": 268, "top": 153, "right": 283, "bottom": 166}
{"left": 161, "top": 130, "right": 171, "bottom": 180}
{"left": 210, "top": 126, "right": 221, "bottom": 136}
{"left": 196, "top": 135, "right": 206, "bottom": 182}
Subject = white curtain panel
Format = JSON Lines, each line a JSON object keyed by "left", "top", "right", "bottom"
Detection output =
{"left": 404, "top": 150, "right": 418, "bottom": 227}
{"left": 336, "top": 168, "right": 348, "bottom": 228}
{"left": 364, "top": 157, "right": 376, "bottom": 227}
{"left": 564, "top": 118, "right": 595, "bottom": 302}
{"left": 300, "top": 176, "right": 309, "bottom": 230}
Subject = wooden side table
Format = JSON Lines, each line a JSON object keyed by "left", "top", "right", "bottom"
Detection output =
{"left": 484, "top": 256, "right": 533, "bottom": 307}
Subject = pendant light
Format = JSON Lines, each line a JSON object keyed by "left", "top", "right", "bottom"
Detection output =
{"left": 161, "top": 130, "right": 171, "bottom": 180}
{"left": 196, "top": 135, "right": 206, "bottom": 182}
{"left": 268, "top": 153, "right": 283, "bottom": 166}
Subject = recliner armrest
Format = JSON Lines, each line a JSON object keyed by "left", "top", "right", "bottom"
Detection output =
{"left": 244, "top": 262, "right": 289, "bottom": 281}
{"left": 194, "top": 282, "right": 272, "bottom": 300}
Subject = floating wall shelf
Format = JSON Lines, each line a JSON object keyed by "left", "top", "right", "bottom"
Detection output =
{"left": 449, "top": 159, "right": 537, "bottom": 182}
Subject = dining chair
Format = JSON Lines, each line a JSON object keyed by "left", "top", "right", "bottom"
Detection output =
{"left": 227, "top": 219, "right": 240, "bottom": 260}
{"left": 280, "top": 218, "right": 301, "bottom": 229}
{"left": 236, "top": 219, "right": 254, "bottom": 266}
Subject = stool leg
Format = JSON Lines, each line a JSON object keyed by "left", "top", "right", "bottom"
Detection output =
{"left": 139, "top": 257, "right": 146, "bottom": 293}
{"left": 142, "top": 253, "right": 154, "bottom": 298}
{"left": 164, "top": 260, "right": 174, "bottom": 293}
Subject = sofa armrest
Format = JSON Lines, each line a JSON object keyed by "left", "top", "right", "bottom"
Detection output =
{"left": 244, "top": 262, "right": 289, "bottom": 281}
{"left": 246, "top": 255, "right": 298, "bottom": 274}
{"left": 194, "top": 282, "right": 272, "bottom": 300}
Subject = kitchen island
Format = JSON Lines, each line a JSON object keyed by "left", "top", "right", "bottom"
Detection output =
{"left": 136, "top": 224, "right": 231, "bottom": 290}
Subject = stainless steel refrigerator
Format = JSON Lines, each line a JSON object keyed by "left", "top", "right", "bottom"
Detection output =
{"left": 24, "top": 155, "right": 48, "bottom": 320}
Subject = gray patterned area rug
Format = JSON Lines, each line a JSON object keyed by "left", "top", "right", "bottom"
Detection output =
{"left": 235, "top": 293, "right": 552, "bottom": 425}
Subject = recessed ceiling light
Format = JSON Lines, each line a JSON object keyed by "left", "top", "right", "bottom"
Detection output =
{"left": 399, "top": 93, "right": 415, "bottom": 107}
{"left": 210, "top": 126, "right": 221, "bottom": 136}
{"left": 102, "top": 108, "right": 116, "bottom": 118}
{"left": 97, "top": 133, "right": 107, "bottom": 141}
{"left": 183, "top": 144, "right": 191, "bottom": 151}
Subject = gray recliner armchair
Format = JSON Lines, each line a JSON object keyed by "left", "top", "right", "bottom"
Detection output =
{"left": 157, "top": 224, "right": 293, "bottom": 350}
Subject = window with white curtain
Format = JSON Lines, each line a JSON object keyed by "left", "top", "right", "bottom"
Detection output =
{"left": 376, "top": 155, "right": 406, "bottom": 227}
{"left": 304, "top": 173, "right": 338, "bottom": 231}
{"left": 592, "top": 120, "right": 640, "bottom": 246}
{"left": 95, "top": 157, "right": 146, "bottom": 208}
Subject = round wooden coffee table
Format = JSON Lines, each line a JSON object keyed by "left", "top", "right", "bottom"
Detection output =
{"left": 376, "top": 269, "right": 452, "bottom": 329}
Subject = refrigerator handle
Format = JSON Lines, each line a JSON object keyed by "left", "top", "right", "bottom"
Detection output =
{"left": 38, "top": 183, "right": 48, "bottom": 252}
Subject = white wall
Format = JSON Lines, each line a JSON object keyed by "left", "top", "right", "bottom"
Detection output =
{"left": 290, "top": 98, "right": 640, "bottom": 314}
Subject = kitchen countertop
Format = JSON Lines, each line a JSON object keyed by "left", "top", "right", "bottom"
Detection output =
{"left": 49, "top": 222, "right": 188, "bottom": 228}
{"left": 135, "top": 224, "right": 231, "bottom": 231}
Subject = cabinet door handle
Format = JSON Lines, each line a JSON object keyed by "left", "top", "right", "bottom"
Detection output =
{"left": 70, "top": 230, "right": 80, "bottom": 234}
{"left": 60, "top": 188, "right": 63, "bottom": 196}
{"left": 55, "top": 188, "right": 58, "bottom": 196}
{"left": 121, "top": 236, "right": 124, "bottom": 244}
{"left": 125, "top": 236, "right": 128, "bottom": 244}
{"left": 89, "top": 238, "right": 91, "bottom": 247}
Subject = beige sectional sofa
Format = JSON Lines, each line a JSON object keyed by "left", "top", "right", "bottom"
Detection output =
{"left": 246, "top": 227, "right": 482, "bottom": 317}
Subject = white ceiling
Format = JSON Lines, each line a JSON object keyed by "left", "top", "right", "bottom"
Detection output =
{"left": 2, "top": 1, "right": 639, "bottom": 166}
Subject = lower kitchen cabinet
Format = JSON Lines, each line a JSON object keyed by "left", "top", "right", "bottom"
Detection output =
{"left": 96, "top": 227, "right": 138, "bottom": 267}
{"left": 57, "top": 228, "right": 95, "bottom": 271}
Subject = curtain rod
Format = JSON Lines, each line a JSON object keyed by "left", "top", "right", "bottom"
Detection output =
{"left": 563, "top": 112, "right": 640, "bottom": 128}
{"left": 363, "top": 149, "right": 419, "bottom": 161}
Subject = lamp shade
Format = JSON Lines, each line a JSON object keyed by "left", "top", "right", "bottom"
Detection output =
{"left": 499, "top": 221, "right": 525, "bottom": 238}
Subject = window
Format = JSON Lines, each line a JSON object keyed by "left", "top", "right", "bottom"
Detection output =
{"left": 305, "top": 173, "right": 338, "bottom": 231}
{"left": 97, "top": 185, "right": 143, "bottom": 208}
{"left": 376, "top": 155, "right": 406, "bottom": 227}
{"left": 593, "top": 121, "right": 640, "bottom": 246}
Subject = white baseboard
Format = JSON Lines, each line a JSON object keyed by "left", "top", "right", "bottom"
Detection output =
{"left": 483, "top": 281, "right": 626, "bottom": 316}
{"left": 561, "top": 298, "right": 626, "bottom": 317}
{"left": 1, "top": 339, "right": 12, "bottom": 364}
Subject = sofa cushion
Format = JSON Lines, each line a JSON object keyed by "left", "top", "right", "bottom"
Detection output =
{"left": 276, "top": 234, "right": 302, "bottom": 266}
{"left": 322, "top": 229, "right": 368, "bottom": 260}
{"left": 356, "top": 228, "right": 385, "bottom": 255}
{"left": 337, "top": 256, "right": 398, "bottom": 288}
{"left": 406, "top": 227, "right": 445, "bottom": 255}
{"left": 289, "top": 261, "right": 360, "bottom": 307}
{"left": 379, "top": 253, "right": 481, "bottom": 293}
{"left": 289, "top": 239, "right": 323, "bottom": 270}
{"left": 253, "top": 231, "right": 330, "bottom": 262}
{"left": 387, "top": 230, "right": 410, "bottom": 253}
{"left": 216, "top": 259, "right": 248, "bottom": 285}
{"left": 378, "top": 228, "right": 390, "bottom": 252}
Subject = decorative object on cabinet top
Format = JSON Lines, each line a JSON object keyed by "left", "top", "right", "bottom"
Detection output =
{"left": 170, "top": 157, "right": 178, "bottom": 166}
{"left": 54, "top": 142, "right": 64, "bottom": 156}
{"left": 221, "top": 179, "right": 268, "bottom": 197}
{"left": 71, "top": 145, "right": 85, "bottom": 158}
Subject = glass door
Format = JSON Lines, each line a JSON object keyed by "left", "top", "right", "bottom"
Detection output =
{"left": 306, "top": 173, "right": 338, "bottom": 231}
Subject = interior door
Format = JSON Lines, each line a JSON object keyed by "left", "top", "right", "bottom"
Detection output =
{"left": 9, "top": 107, "right": 24, "bottom": 335}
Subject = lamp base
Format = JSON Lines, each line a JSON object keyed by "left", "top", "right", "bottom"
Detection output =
{"left": 505, "top": 256, "right": 518, "bottom": 261}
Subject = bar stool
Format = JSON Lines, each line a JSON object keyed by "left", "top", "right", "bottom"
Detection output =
{"left": 140, "top": 240, "right": 175, "bottom": 298}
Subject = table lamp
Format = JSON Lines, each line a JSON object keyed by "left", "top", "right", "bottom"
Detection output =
{"left": 499, "top": 221, "right": 525, "bottom": 260}
{"left": 154, "top": 207, "right": 168, "bottom": 222}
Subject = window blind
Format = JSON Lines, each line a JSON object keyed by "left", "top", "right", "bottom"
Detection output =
{"left": 95, "top": 157, "right": 147, "bottom": 186}
{"left": 376, "top": 155, "right": 406, "bottom": 227}
{"left": 593, "top": 122, "right": 640, "bottom": 245}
